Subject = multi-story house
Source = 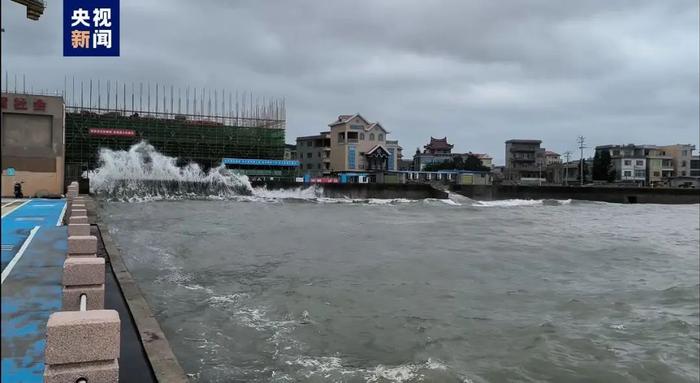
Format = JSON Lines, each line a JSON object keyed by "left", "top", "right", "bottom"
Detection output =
{"left": 642, "top": 146, "right": 673, "bottom": 185}
{"left": 296, "top": 132, "right": 331, "bottom": 176}
{"left": 328, "top": 114, "right": 398, "bottom": 173}
{"left": 385, "top": 140, "right": 403, "bottom": 171}
{"left": 659, "top": 144, "right": 696, "bottom": 177}
{"left": 472, "top": 153, "right": 493, "bottom": 169}
{"left": 504, "top": 139, "right": 545, "bottom": 181}
{"left": 596, "top": 144, "right": 647, "bottom": 185}
{"left": 544, "top": 151, "right": 561, "bottom": 165}
{"left": 296, "top": 114, "right": 401, "bottom": 178}
{"left": 596, "top": 144, "right": 695, "bottom": 186}
{"left": 691, "top": 155, "right": 700, "bottom": 177}
{"left": 283, "top": 144, "right": 296, "bottom": 161}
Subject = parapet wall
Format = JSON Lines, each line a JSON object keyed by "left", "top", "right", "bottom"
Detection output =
{"left": 254, "top": 181, "right": 448, "bottom": 199}
{"left": 450, "top": 184, "right": 700, "bottom": 204}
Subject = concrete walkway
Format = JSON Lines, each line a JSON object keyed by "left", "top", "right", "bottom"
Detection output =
{"left": 1, "top": 199, "right": 66, "bottom": 382}
{"left": 1, "top": 199, "right": 159, "bottom": 382}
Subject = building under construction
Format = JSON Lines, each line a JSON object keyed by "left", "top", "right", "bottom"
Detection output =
{"left": 61, "top": 80, "right": 288, "bottom": 182}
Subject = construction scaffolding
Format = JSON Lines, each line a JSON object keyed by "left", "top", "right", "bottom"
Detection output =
{"left": 65, "top": 107, "right": 286, "bottom": 182}
{"left": 1, "top": 73, "right": 288, "bottom": 183}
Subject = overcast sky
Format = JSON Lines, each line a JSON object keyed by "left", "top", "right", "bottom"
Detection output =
{"left": 2, "top": 0, "right": 698, "bottom": 164}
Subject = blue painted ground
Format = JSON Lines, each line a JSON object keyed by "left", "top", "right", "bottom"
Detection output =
{"left": 1, "top": 199, "right": 66, "bottom": 383}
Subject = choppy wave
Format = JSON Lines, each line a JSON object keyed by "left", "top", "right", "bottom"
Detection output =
{"left": 472, "top": 199, "right": 572, "bottom": 207}
{"left": 88, "top": 142, "right": 575, "bottom": 209}
{"left": 88, "top": 141, "right": 253, "bottom": 199}
{"left": 279, "top": 356, "right": 461, "bottom": 382}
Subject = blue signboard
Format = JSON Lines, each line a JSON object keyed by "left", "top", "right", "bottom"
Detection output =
{"left": 64, "top": 0, "right": 120, "bottom": 56}
{"left": 223, "top": 158, "right": 300, "bottom": 167}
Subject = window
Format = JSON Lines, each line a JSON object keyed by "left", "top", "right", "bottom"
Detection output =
{"left": 624, "top": 160, "right": 631, "bottom": 166}
{"left": 378, "top": 134, "right": 383, "bottom": 141}
{"left": 682, "top": 160, "right": 687, "bottom": 167}
{"left": 348, "top": 145, "right": 356, "bottom": 169}
{"left": 636, "top": 160, "right": 643, "bottom": 166}
{"left": 299, "top": 153, "right": 303, "bottom": 159}
{"left": 682, "top": 150, "right": 688, "bottom": 156}
{"left": 635, "top": 170, "right": 645, "bottom": 178}
{"left": 369, "top": 133, "right": 375, "bottom": 141}
{"left": 613, "top": 150, "right": 620, "bottom": 156}
{"left": 653, "top": 171, "right": 660, "bottom": 177}
{"left": 318, "top": 164, "right": 321, "bottom": 169}
{"left": 307, "top": 141, "right": 312, "bottom": 147}
{"left": 306, "top": 153, "right": 312, "bottom": 158}
{"left": 360, "top": 133, "right": 365, "bottom": 140}
{"left": 306, "top": 164, "right": 312, "bottom": 169}
{"left": 624, "top": 171, "right": 632, "bottom": 177}
{"left": 681, "top": 171, "right": 686, "bottom": 176}
{"left": 338, "top": 132, "right": 345, "bottom": 143}
{"left": 318, "top": 152, "right": 321, "bottom": 157}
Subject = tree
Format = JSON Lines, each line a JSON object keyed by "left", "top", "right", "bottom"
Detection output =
{"left": 593, "top": 150, "right": 613, "bottom": 182}
{"left": 423, "top": 154, "right": 489, "bottom": 172}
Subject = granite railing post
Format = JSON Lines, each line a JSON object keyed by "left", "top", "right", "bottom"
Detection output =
{"left": 44, "top": 191, "right": 122, "bottom": 382}
{"left": 62, "top": 257, "right": 105, "bottom": 311}
{"left": 43, "top": 310, "right": 120, "bottom": 383}
{"left": 67, "top": 235, "right": 97, "bottom": 257}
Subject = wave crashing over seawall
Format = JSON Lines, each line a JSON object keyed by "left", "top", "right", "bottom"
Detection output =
{"left": 88, "top": 141, "right": 255, "bottom": 200}
{"left": 88, "top": 141, "right": 577, "bottom": 208}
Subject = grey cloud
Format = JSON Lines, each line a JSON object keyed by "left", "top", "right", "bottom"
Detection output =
{"left": 1, "top": 0, "right": 697, "bottom": 164}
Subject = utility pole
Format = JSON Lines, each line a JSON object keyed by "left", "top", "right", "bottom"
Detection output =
{"left": 577, "top": 136, "right": 586, "bottom": 186}
{"left": 563, "top": 151, "right": 572, "bottom": 186}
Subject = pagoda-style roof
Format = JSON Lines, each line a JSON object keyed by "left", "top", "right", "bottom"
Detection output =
{"left": 424, "top": 137, "right": 454, "bottom": 151}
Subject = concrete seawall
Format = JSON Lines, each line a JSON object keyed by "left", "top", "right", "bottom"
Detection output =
{"left": 253, "top": 181, "right": 449, "bottom": 199}
{"left": 450, "top": 184, "right": 700, "bottom": 204}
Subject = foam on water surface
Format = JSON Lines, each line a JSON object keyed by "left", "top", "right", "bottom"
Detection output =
{"left": 90, "top": 142, "right": 577, "bottom": 209}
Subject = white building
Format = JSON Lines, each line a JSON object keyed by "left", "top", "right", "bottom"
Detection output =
{"left": 615, "top": 157, "right": 646, "bottom": 184}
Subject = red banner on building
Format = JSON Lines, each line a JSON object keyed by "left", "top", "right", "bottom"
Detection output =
{"left": 89, "top": 128, "right": 136, "bottom": 137}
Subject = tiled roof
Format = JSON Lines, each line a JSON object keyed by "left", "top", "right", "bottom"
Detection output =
{"left": 425, "top": 137, "right": 453, "bottom": 149}
{"left": 366, "top": 145, "right": 389, "bottom": 156}
{"left": 329, "top": 113, "right": 370, "bottom": 126}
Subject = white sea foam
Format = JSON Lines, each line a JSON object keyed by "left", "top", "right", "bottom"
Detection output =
{"left": 286, "top": 356, "right": 450, "bottom": 382}
{"left": 89, "top": 142, "right": 575, "bottom": 209}
{"left": 88, "top": 141, "right": 253, "bottom": 199}
{"left": 252, "top": 185, "right": 322, "bottom": 200}
{"left": 472, "top": 198, "right": 573, "bottom": 207}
